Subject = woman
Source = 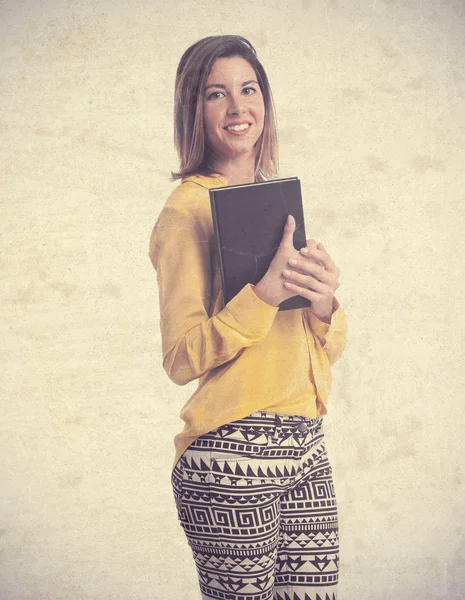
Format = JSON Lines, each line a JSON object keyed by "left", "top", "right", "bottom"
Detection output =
{"left": 149, "top": 35, "right": 347, "bottom": 600}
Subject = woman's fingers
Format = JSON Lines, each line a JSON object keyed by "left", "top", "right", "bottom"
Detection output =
{"left": 288, "top": 257, "right": 332, "bottom": 284}
{"left": 282, "top": 268, "right": 329, "bottom": 294}
{"left": 283, "top": 281, "right": 321, "bottom": 301}
{"left": 279, "top": 215, "right": 296, "bottom": 250}
{"left": 285, "top": 251, "right": 340, "bottom": 293}
{"left": 300, "top": 244, "right": 339, "bottom": 275}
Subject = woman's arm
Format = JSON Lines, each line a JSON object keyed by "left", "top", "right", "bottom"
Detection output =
{"left": 149, "top": 205, "right": 279, "bottom": 386}
{"left": 276, "top": 237, "right": 348, "bottom": 366}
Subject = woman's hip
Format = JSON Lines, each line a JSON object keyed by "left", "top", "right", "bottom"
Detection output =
{"left": 171, "top": 410, "right": 330, "bottom": 507}
{"left": 188, "top": 410, "right": 325, "bottom": 463}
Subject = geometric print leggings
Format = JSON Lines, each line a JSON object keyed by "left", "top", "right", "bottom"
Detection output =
{"left": 171, "top": 411, "right": 339, "bottom": 600}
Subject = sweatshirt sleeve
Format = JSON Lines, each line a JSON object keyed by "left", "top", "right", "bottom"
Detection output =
{"left": 149, "top": 204, "right": 279, "bottom": 385}
{"left": 303, "top": 297, "right": 348, "bottom": 366}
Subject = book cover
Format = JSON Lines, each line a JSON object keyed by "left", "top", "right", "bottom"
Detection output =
{"left": 209, "top": 177, "right": 312, "bottom": 311}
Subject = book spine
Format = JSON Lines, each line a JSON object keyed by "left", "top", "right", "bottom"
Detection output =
{"left": 209, "top": 191, "right": 228, "bottom": 309}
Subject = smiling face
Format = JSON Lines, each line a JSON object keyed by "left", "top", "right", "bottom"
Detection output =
{"left": 203, "top": 56, "right": 265, "bottom": 167}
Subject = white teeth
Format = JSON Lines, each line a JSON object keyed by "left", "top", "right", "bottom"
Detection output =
{"left": 226, "top": 123, "right": 250, "bottom": 131}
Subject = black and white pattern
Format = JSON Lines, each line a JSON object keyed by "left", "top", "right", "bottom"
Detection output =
{"left": 172, "top": 412, "right": 339, "bottom": 600}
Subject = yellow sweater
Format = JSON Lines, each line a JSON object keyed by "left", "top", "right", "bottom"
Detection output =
{"left": 149, "top": 173, "right": 348, "bottom": 469}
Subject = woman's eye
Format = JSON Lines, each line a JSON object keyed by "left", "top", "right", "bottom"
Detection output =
{"left": 206, "top": 88, "right": 256, "bottom": 101}
{"left": 206, "top": 91, "right": 224, "bottom": 101}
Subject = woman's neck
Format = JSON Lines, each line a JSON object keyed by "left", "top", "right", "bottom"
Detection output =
{"left": 207, "top": 155, "right": 256, "bottom": 185}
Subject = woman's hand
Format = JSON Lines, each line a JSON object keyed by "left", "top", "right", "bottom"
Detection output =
{"left": 283, "top": 236, "right": 340, "bottom": 323}
{"left": 254, "top": 215, "right": 340, "bottom": 322}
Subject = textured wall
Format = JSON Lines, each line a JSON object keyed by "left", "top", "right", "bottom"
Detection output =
{"left": 1, "top": 0, "right": 464, "bottom": 598}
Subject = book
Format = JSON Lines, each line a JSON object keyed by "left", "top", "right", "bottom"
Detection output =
{"left": 209, "top": 177, "right": 312, "bottom": 311}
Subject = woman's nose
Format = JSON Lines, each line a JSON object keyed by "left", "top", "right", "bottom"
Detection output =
{"left": 227, "top": 94, "right": 246, "bottom": 115}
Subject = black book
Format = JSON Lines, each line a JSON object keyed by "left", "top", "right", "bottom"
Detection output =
{"left": 209, "top": 177, "right": 311, "bottom": 311}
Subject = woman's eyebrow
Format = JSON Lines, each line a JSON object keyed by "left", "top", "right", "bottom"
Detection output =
{"left": 204, "top": 79, "right": 258, "bottom": 91}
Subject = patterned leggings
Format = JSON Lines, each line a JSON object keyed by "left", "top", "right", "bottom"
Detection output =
{"left": 171, "top": 411, "right": 339, "bottom": 600}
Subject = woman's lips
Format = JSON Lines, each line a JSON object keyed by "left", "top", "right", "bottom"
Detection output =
{"left": 223, "top": 123, "right": 252, "bottom": 136}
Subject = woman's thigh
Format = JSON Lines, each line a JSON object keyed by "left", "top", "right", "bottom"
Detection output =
{"left": 274, "top": 432, "right": 339, "bottom": 600}
{"left": 171, "top": 412, "right": 338, "bottom": 600}
{"left": 171, "top": 415, "right": 285, "bottom": 600}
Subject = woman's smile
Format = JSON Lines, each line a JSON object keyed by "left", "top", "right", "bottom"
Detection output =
{"left": 224, "top": 121, "right": 252, "bottom": 134}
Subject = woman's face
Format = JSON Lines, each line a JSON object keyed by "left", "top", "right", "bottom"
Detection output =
{"left": 203, "top": 56, "right": 265, "bottom": 165}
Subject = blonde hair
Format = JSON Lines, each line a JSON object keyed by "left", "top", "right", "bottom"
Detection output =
{"left": 171, "top": 35, "right": 279, "bottom": 183}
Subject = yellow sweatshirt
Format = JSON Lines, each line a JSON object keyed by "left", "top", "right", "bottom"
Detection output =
{"left": 149, "top": 173, "right": 348, "bottom": 469}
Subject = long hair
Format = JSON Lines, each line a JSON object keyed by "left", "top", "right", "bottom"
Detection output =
{"left": 171, "top": 35, "right": 279, "bottom": 182}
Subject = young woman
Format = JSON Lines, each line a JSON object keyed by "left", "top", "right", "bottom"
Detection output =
{"left": 149, "top": 35, "right": 347, "bottom": 600}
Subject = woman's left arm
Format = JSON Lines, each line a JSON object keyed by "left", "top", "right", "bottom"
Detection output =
{"left": 281, "top": 240, "right": 348, "bottom": 365}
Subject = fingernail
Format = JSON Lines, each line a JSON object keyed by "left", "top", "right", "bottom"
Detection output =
{"left": 301, "top": 247, "right": 309, "bottom": 255}
{"left": 289, "top": 258, "right": 297, "bottom": 266}
{"left": 287, "top": 215, "right": 292, "bottom": 225}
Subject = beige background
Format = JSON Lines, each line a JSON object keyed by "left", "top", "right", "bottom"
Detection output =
{"left": 2, "top": 0, "right": 465, "bottom": 598}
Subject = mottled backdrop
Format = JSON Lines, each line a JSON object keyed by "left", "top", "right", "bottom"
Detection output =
{"left": 1, "top": 0, "right": 464, "bottom": 598}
